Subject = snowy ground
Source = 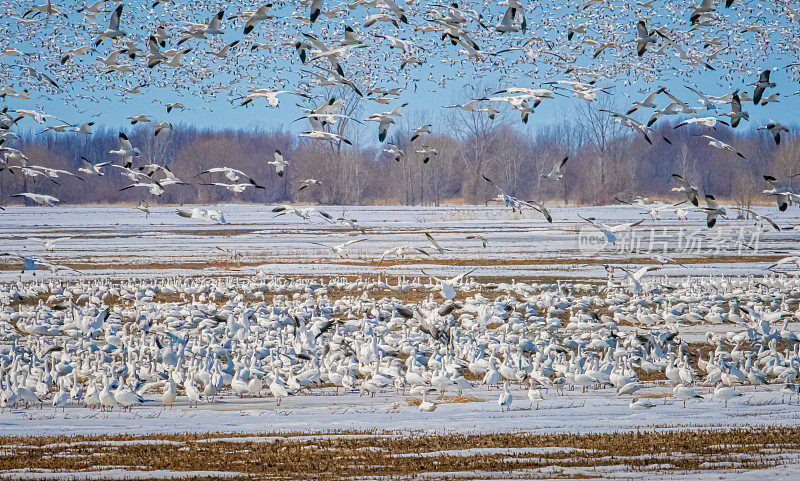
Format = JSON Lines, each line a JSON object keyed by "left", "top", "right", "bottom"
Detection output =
{"left": 3, "top": 204, "right": 800, "bottom": 479}
{"left": 1, "top": 382, "right": 799, "bottom": 438}
{"left": 0, "top": 203, "right": 798, "bottom": 281}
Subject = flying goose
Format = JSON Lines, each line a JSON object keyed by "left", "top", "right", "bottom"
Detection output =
{"left": 541, "top": 156, "right": 568, "bottom": 180}
{"left": 269, "top": 150, "right": 287, "bottom": 177}
{"left": 201, "top": 180, "right": 265, "bottom": 193}
{"left": 95, "top": 4, "right": 125, "bottom": 46}
{"left": 341, "top": 25, "right": 362, "bottom": 46}
{"left": 366, "top": 103, "right": 407, "bottom": 142}
{"left": 421, "top": 267, "right": 476, "bottom": 299}
{"left": 731, "top": 206, "right": 781, "bottom": 231}
{"left": 309, "top": 238, "right": 366, "bottom": 257}
{"left": 310, "top": 0, "right": 324, "bottom": 23}
{"left": 299, "top": 130, "right": 352, "bottom": 144}
{"left": 424, "top": 232, "right": 449, "bottom": 254}
{"left": 196, "top": 166, "right": 254, "bottom": 183}
{"left": 120, "top": 180, "right": 165, "bottom": 196}
{"left": 634, "top": 20, "right": 658, "bottom": 56}
{"left": 206, "top": 40, "right": 239, "bottom": 58}
{"left": 578, "top": 215, "right": 645, "bottom": 244}
{"left": 384, "top": 144, "right": 404, "bottom": 162}
{"left": 466, "top": 234, "right": 488, "bottom": 248}
{"left": 626, "top": 87, "right": 665, "bottom": 114}
{"left": 410, "top": 124, "right": 432, "bottom": 142}
{"left": 762, "top": 175, "right": 796, "bottom": 211}
{"left": 108, "top": 132, "right": 140, "bottom": 168}
{"left": 414, "top": 146, "right": 437, "bottom": 163}
{"left": 758, "top": 121, "right": 789, "bottom": 145}
{"left": 696, "top": 135, "right": 746, "bottom": 159}
{"left": 154, "top": 121, "right": 172, "bottom": 136}
{"left": 753, "top": 70, "right": 776, "bottom": 105}
{"left": 674, "top": 116, "right": 728, "bottom": 129}
{"left": 719, "top": 91, "right": 748, "bottom": 128}
{"left": 242, "top": 4, "right": 272, "bottom": 34}
{"left": 299, "top": 178, "right": 322, "bottom": 191}
{"left": 78, "top": 156, "right": 111, "bottom": 176}
{"left": 699, "top": 195, "right": 726, "bottom": 228}
{"left": 27, "top": 236, "right": 71, "bottom": 251}
{"left": 495, "top": 4, "right": 525, "bottom": 33}
{"left": 12, "top": 192, "right": 59, "bottom": 206}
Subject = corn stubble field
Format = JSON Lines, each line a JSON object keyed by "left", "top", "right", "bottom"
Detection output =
{"left": 3, "top": 427, "right": 800, "bottom": 480}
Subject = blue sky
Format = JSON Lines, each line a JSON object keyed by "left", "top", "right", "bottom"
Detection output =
{"left": 1, "top": 0, "right": 798, "bottom": 140}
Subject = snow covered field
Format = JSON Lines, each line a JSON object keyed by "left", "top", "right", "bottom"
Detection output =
{"left": 3, "top": 204, "right": 800, "bottom": 480}
{"left": 0, "top": 203, "right": 797, "bottom": 280}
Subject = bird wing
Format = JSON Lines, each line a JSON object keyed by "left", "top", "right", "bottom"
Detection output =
{"left": 109, "top": 4, "right": 122, "bottom": 30}
{"left": 341, "top": 238, "right": 367, "bottom": 247}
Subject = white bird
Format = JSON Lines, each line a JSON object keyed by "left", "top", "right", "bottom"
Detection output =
{"left": 634, "top": 20, "right": 658, "bottom": 56}
{"left": 269, "top": 150, "right": 287, "bottom": 177}
{"left": 578, "top": 215, "right": 645, "bottom": 244}
{"left": 78, "top": 157, "right": 111, "bottom": 176}
{"left": 12, "top": 192, "right": 59, "bottom": 206}
{"left": 629, "top": 398, "right": 656, "bottom": 410}
{"left": 418, "top": 392, "right": 437, "bottom": 412}
{"left": 673, "top": 384, "right": 702, "bottom": 408}
{"left": 108, "top": 132, "right": 140, "bottom": 168}
{"left": 498, "top": 382, "right": 513, "bottom": 412}
{"left": 758, "top": 121, "right": 789, "bottom": 145}
{"left": 421, "top": 267, "right": 476, "bottom": 300}
{"left": 541, "top": 156, "right": 568, "bottom": 180}
{"left": 95, "top": 4, "right": 126, "bottom": 46}
{"left": 671, "top": 174, "right": 699, "bottom": 207}
{"left": 713, "top": 383, "right": 741, "bottom": 407}
{"left": 699, "top": 195, "right": 726, "bottom": 228}
{"left": 697, "top": 135, "right": 745, "bottom": 159}
{"left": 162, "top": 379, "right": 177, "bottom": 407}
{"left": 309, "top": 238, "right": 367, "bottom": 257}
{"left": 185, "top": 381, "right": 201, "bottom": 408}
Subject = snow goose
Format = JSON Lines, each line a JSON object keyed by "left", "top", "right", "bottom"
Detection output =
{"left": 78, "top": 156, "right": 110, "bottom": 176}
{"left": 753, "top": 70, "right": 776, "bottom": 105}
{"left": 418, "top": 391, "right": 437, "bottom": 412}
{"left": 162, "top": 378, "right": 177, "bottom": 407}
{"left": 541, "top": 157, "right": 568, "bottom": 180}
{"left": 673, "top": 383, "right": 702, "bottom": 408}
{"left": 527, "top": 381, "right": 544, "bottom": 408}
{"left": 269, "top": 150, "right": 287, "bottom": 177}
{"left": 699, "top": 195, "right": 726, "bottom": 228}
{"left": 95, "top": 5, "right": 126, "bottom": 46}
{"left": 713, "top": 383, "right": 741, "bottom": 407}
{"left": 758, "top": 121, "right": 789, "bottom": 145}
{"left": 52, "top": 380, "right": 69, "bottom": 411}
{"left": 114, "top": 379, "right": 143, "bottom": 412}
{"left": 269, "top": 374, "right": 289, "bottom": 406}
{"left": 671, "top": 174, "right": 699, "bottom": 207}
{"left": 696, "top": 135, "right": 746, "bottom": 159}
{"left": 108, "top": 132, "right": 140, "bottom": 168}
{"left": 12, "top": 193, "right": 59, "bottom": 207}
{"left": 634, "top": 20, "right": 658, "bottom": 56}
{"left": 99, "top": 376, "right": 116, "bottom": 412}
{"left": 629, "top": 398, "right": 656, "bottom": 410}
{"left": 309, "top": 238, "right": 366, "bottom": 258}
{"left": 498, "top": 381, "right": 513, "bottom": 412}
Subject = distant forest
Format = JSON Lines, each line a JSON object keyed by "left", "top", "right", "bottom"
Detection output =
{"left": 2, "top": 99, "right": 798, "bottom": 208}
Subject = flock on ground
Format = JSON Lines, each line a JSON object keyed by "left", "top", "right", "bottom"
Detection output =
{"left": 2, "top": 270, "right": 800, "bottom": 413}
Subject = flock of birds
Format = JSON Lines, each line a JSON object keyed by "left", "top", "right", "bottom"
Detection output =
{"left": 2, "top": 270, "right": 800, "bottom": 415}
{"left": 1, "top": 0, "right": 800, "bottom": 212}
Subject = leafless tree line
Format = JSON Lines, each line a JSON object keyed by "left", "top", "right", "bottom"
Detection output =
{"left": 2, "top": 105, "right": 798, "bottom": 207}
